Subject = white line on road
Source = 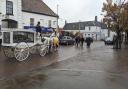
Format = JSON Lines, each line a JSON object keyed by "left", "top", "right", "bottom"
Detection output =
{"left": 53, "top": 69, "right": 122, "bottom": 76}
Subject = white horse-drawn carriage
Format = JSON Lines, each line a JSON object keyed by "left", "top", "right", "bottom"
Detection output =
{"left": 1, "top": 29, "right": 52, "bottom": 61}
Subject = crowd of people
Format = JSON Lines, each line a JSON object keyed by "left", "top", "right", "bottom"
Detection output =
{"left": 75, "top": 35, "right": 93, "bottom": 48}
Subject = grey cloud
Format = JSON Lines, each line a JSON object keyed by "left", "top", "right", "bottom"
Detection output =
{"left": 43, "top": 0, "right": 106, "bottom": 27}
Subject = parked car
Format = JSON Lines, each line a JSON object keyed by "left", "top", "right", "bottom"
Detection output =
{"left": 60, "top": 36, "right": 75, "bottom": 45}
{"left": 104, "top": 37, "right": 113, "bottom": 45}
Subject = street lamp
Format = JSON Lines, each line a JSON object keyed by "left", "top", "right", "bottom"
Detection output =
{"left": 56, "top": 4, "right": 59, "bottom": 31}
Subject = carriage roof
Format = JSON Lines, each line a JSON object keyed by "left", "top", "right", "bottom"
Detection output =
{"left": 1, "top": 28, "right": 36, "bottom": 33}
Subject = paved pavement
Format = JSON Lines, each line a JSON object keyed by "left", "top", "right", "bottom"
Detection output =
{"left": 0, "top": 42, "right": 128, "bottom": 89}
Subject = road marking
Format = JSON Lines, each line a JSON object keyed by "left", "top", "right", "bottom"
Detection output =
{"left": 53, "top": 69, "right": 122, "bottom": 76}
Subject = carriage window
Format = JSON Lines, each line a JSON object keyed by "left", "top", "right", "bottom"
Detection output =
{"left": 13, "top": 31, "right": 34, "bottom": 43}
{"left": 3, "top": 32, "right": 10, "bottom": 44}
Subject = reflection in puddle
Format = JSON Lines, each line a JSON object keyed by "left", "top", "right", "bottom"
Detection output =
{"left": 0, "top": 73, "right": 48, "bottom": 89}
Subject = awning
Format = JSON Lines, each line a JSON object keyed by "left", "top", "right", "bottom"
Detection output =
{"left": 24, "top": 26, "right": 53, "bottom": 33}
{"left": 42, "top": 27, "right": 53, "bottom": 33}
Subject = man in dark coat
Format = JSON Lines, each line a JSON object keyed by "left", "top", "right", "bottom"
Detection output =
{"left": 75, "top": 36, "right": 80, "bottom": 47}
{"left": 36, "top": 22, "right": 42, "bottom": 37}
{"left": 86, "top": 37, "right": 93, "bottom": 47}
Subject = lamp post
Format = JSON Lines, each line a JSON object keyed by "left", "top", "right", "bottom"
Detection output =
{"left": 56, "top": 4, "right": 59, "bottom": 31}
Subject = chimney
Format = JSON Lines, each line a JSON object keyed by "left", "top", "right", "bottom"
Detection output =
{"left": 65, "top": 20, "right": 67, "bottom": 25}
{"left": 95, "top": 16, "right": 97, "bottom": 22}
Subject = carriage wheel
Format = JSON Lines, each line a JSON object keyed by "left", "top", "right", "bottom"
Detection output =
{"left": 39, "top": 45, "right": 47, "bottom": 57}
{"left": 14, "top": 42, "right": 29, "bottom": 61}
{"left": 3, "top": 47, "right": 14, "bottom": 58}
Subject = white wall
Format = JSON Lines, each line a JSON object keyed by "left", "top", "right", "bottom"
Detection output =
{"left": 0, "top": 0, "right": 21, "bottom": 28}
{"left": 0, "top": 0, "right": 57, "bottom": 29}
{"left": 110, "top": 31, "right": 116, "bottom": 38}
{"left": 17, "top": 0, "right": 22, "bottom": 28}
{"left": 85, "top": 26, "right": 101, "bottom": 33}
{"left": 0, "top": 0, "right": 6, "bottom": 16}
{"left": 0, "top": 0, "right": 6, "bottom": 26}
{"left": 0, "top": 0, "right": 19, "bottom": 21}
{"left": 101, "top": 29, "right": 108, "bottom": 39}
{"left": 84, "top": 26, "right": 102, "bottom": 40}
{"left": 22, "top": 12, "right": 57, "bottom": 28}
{"left": 0, "top": 0, "right": 2, "bottom": 14}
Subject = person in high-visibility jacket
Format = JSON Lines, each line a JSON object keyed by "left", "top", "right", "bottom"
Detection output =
{"left": 53, "top": 36, "right": 59, "bottom": 47}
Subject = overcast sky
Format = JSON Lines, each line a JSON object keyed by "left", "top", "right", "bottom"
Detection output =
{"left": 43, "top": 0, "right": 106, "bottom": 27}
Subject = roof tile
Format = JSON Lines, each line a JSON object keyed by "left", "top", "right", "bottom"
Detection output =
{"left": 63, "top": 21, "right": 107, "bottom": 30}
{"left": 22, "top": 0, "right": 58, "bottom": 17}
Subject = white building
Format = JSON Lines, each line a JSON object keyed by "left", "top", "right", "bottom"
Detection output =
{"left": 0, "top": 0, "right": 58, "bottom": 29}
{"left": 63, "top": 20, "right": 109, "bottom": 40}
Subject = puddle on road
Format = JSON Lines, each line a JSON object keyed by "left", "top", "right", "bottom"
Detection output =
{"left": 0, "top": 73, "right": 48, "bottom": 89}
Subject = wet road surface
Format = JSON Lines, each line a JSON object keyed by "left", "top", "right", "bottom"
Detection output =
{"left": 0, "top": 42, "right": 128, "bottom": 89}
{"left": 0, "top": 42, "right": 103, "bottom": 77}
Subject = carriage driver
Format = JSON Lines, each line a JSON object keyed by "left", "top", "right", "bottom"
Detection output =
{"left": 36, "top": 22, "right": 42, "bottom": 37}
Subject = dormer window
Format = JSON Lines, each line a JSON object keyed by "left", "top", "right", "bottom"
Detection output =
{"left": 6, "top": 1, "right": 13, "bottom": 15}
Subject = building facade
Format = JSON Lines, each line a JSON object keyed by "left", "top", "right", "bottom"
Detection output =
{"left": 0, "top": 0, "right": 58, "bottom": 29}
{"left": 63, "top": 21, "right": 108, "bottom": 40}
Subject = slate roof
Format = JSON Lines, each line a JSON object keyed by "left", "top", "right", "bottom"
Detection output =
{"left": 63, "top": 21, "right": 107, "bottom": 30}
{"left": 22, "top": 0, "right": 58, "bottom": 17}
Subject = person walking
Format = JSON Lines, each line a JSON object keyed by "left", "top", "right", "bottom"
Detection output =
{"left": 113, "top": 35, "right": 117, "bottom": 49}
{"left": 75, "top": 36, "right": 80, "bottom": 47}
{"left": 80, "top": 36, "right": 84, "bottom": 47}
{"left": 86, "top": 37, "right": 92, "bottom": 48}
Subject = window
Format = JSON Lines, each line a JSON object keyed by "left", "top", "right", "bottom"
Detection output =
{"left": 67, "top": 36, "right": 71, "bottom": 39}
{"left": 40, "top": 19, "right": 44, "bottom": 26}
{"left": 62, "top": 36, "right": 66, "bottom": 39}
{"left": 13, "top": 31, "right": 34, "bottom": 43}
{"left": 6, "top": 1, "right": 13, "bottom": 15}
{"left": 89, "top": 26, "right": 91, "bottom": 31}
{"left": 48, "top": 20, "right": 51, "bottom": 27}
{"left": 3, "top": 32, "right": 10, "bottom": 44}
{"left": 53, "top": 21, "right": 56, "bottom": 25}
{"left": 30, "top": 18, "right": 34, "bottom": 26}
